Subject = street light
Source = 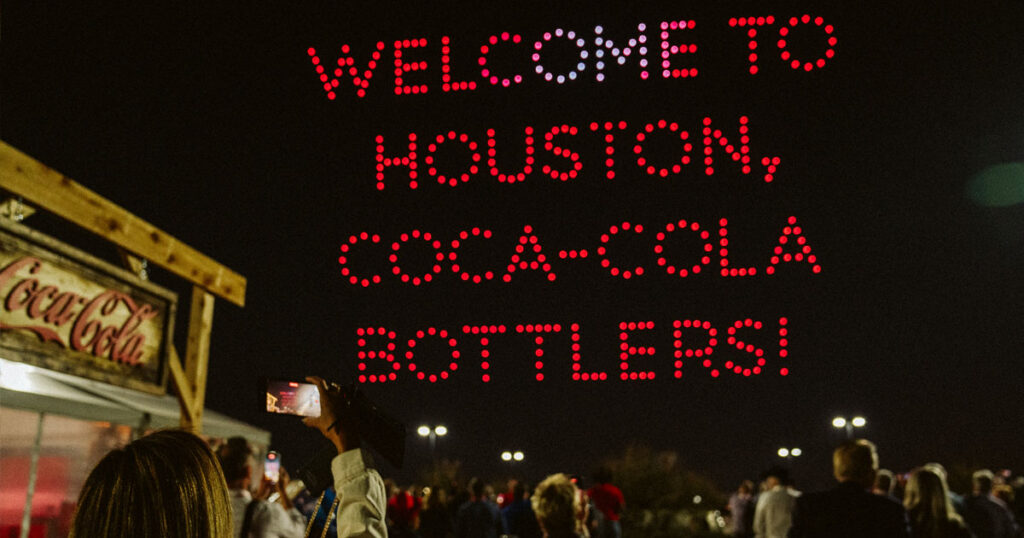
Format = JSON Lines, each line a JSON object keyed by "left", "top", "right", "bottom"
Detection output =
{"left": 418, "top": 424, "right": 447, "bottom": 455}
{"left": 778, "top": 447, "right": 802, "bottom": 460}
{"left": 501, "top": 450, "right": 525, "bottom": 462}
{"left": 832, "top": 415, "right": 867, "bottom": 438}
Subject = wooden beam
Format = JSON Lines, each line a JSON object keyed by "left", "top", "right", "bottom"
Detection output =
{"left": 168, "top": 345, "right": 199, "bottom": 431}
{"left": 0, "top": 141, "right": 246, "bottom": 306}
{"left": 184, "top": 286, "right": 215, "bottom": 432}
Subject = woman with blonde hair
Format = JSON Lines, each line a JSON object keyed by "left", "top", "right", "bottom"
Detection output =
{"left": 70, "top": 429, "right": 233, "bottom": 537}
{"left": 904, "top": 467, "right": 973, "bottom": 538}
{"left": 532, "top": 473, "right": 588, "bottom": 538}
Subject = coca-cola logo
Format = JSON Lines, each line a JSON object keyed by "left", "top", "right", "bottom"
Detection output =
{"left": 0, "top": 256, "right": 160, "bottom": 365}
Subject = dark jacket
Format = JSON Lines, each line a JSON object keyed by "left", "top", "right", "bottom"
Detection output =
{"left": 964, "top": 494, "right": 1019, "bottom": 538}
{"left": 789, "top": 481, "right": 910, "bottom": 538}
{"left": 456, "top": 499, "right": 504, "bottom": 538}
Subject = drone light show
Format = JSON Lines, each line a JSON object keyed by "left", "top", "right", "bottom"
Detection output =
{"left": 304, "top": 11, "right": 839, "bottom": 385}
{"left": 6, "top": 0, "right": 1023, "bottom": 481}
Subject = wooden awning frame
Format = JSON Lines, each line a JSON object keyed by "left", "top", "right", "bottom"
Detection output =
{"left": 0, "top": 140, "right": 247, "bottom": 432}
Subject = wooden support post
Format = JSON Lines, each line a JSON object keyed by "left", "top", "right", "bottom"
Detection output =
{"left": 168, "top": 346, "right": 199, "bottom": 430}
{"left": 183, "top": 286, "right": 215, "bottom": 432}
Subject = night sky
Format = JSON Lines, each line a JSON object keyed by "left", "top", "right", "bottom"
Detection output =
{"left": 4, "top": 1, "right": 1024, "bottom": 491}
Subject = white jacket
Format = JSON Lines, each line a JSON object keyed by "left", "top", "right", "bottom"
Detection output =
{"left": 331, "top": 448, "right": 387, "bottom": 538}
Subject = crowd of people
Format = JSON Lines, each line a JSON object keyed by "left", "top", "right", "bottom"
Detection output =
{"left": 65, "top": 377, "right": 615, "bottom": 538}
{"left": 63, "top": 378, "right": 1019, "bottom": 537}
{"left": 727, "top": 439, "right": 1022, "bottom": 538}
{"left": 373, "top": 470, "right": 623, "bottom": 538}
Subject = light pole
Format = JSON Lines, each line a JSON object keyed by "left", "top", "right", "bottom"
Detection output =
{"left": 417, "top": 424, "right": 448, "bottom": 456}
{"left": 831, "top": 415, "right": 866, "bottom": 439}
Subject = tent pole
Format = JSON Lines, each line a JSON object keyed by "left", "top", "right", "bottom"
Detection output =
{"left": 20, "top": 411, "right": 44, "bottom": 538}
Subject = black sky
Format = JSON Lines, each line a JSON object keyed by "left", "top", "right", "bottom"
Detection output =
{"left": 3, "top": 1, "right": 1024, "bottom": 491}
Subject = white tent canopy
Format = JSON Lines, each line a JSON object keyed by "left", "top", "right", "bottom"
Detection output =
{"left": 0, "top": 357, "right": 269, "bottom": 444}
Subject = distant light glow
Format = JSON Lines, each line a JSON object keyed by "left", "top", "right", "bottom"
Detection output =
{"left": 434, "top": 425, "right": 448, "bottom": 436}
{"left": 791, "top": 448, "right": 802, "bottom": 456}
{"left": 417, "top": 425, "right": 431, "bottom": 436}
{"left": 778, "top": 448, "right": 790, "bottom": 457}
{"left": 832, "top": 417, "right": 847, "bottom": 428}
{"left": 501, "top": 451, "right": 513, "bottom": 461}
{"left": 851, "top": 416, "right": 866, "bottom": 428}
{"left": 513, "top": 451, "right": 524, "bottom": 461}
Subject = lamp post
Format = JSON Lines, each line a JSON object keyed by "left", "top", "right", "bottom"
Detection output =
{"left": 417, "top": 424, "right": 447, "bottom": 456}
{"left": 831, "top": 415, "right": 866, "bottom": 439}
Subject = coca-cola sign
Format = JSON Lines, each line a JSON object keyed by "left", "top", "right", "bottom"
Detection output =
{"left": 0, "top": 220, "right": 174, "bottom": 394}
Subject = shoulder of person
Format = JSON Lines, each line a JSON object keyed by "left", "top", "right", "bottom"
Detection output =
{"left": 254, "top": 499, "right": 286, "bottom": 517}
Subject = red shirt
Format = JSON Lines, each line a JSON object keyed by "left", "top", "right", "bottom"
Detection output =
{"left": 588, "top": 483, "right": 625, "bottom": 521}
{"left": 387, "top": 491, "right": 421, "bottom": 527}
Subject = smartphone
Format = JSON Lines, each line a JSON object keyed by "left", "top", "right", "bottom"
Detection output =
{"left": 264, "top": 451, "right": 281, "bottom": 483}
{"left": 264, "top": 379, "right": 321, "bottom": 417}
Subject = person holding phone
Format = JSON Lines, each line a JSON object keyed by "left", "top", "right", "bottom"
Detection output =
{"left": 218, "top": 438, "right": 306, "bottom": 538}
{"left": 261, "top": 376, "right": 392, "bottom": 537}
{"left": 302, "top": 376, "right": 388, "bottom": 538}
